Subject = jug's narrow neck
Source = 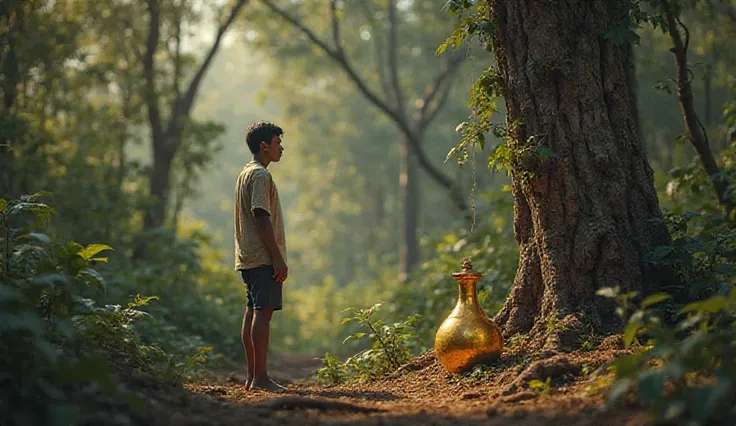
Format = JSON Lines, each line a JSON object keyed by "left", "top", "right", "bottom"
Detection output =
{"left": 452, "top": 274, "right": 483, "bottom": 315}
{"left": 456, "top": 278, "right": 479, "bottom": 303}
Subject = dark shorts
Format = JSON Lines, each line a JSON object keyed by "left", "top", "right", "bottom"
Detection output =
{"left": 240, "top": 265, "right": 283, "bottom": 311}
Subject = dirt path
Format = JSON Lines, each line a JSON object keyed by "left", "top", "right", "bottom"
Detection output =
{"left": 162, "top": 349, "right": 650, "bottom": 426}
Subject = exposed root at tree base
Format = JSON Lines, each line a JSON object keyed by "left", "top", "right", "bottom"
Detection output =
{"left": 501, "top": 354, "right": 583, "bottom": 395}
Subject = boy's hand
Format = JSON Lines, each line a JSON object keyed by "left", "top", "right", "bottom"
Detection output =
{"left": 273, "top": 257, "right": 288, "bottom": 283}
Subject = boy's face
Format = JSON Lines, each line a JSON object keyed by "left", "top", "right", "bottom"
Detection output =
{"left": 261, "top": 135, "right": 283, "bottom": 162}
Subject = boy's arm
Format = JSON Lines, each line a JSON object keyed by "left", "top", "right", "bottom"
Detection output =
{"left": 254, "top": 209, "right": 287, "bottom": 283}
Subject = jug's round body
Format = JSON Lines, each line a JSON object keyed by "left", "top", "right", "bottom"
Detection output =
{"left": 434, "top": 270, "right": 503, "bottom": 373}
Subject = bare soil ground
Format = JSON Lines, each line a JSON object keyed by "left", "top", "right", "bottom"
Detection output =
{"left": 96, "top": 339, "right": 656, "bottom": 426}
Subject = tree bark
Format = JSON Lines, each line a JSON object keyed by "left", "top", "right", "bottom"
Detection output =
{"left": 399, "top": 135, "right": 420, "bottom": 281}
{"left": 489, "top": 0, "right": 671, "bottom": 349}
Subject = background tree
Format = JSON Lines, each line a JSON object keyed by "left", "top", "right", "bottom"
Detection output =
{"left": 656, "top": 0, "right": 733, "bottom": 213}
{"left": 255, "top": 0, "right": 472, "bottom": 278}
{"left": 140, "top": 0, "right": 249, "bottom": 233}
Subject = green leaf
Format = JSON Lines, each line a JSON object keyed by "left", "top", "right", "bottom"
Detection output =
{"left": 32, "top": 274, "right": 68, "bottom": 287}
{"left": 79, "top": 244, "right": 113, "bottom": 260}
{"left": 535, "top": 145, "right": 556, "bottom": 159}
{"left": 637, "top": 370, "right": 664, "bottom": 404}
{"left": 660, "top": 361, "right": 685, "bottom": 381}
{"left": 663, "top": 399, "right": 686, "bottom": 420}
{"left": 677, "top": 314, "right": 702, "bottom": 332}
{"left": 678, "top": 236, "right": 705, "bottom": 253}
{"left": 688, "top": 380, "right": 732, "bottom": 423}
{"left": 640, "top": 293, "right": 671, "bottom": 309}
{"left": 623, "top": 323, "right": 640, "bottom": 348}
{"left": 682, "top": 296, "right": 728, "bottom": 314}
{"left": 59, "top": 357, "right": 116, "bottom": 392}
{"left": 342, "top": 332, "right": 367, "bottom": 344}
{"left": 528, "top": 378, "right": 547, "bottom": 390}
{"left": 610, "top": 353, "right": 643, "bottom": 377}
{"left": 0, "top": 312, "right": 45, "bottom": 333}
{"left": 477, "top": 132, "right": 486, "bottom": 150}
{"left": 600, "top": 25, "right": 641, "bottom": 46}
{"left": 606, "top": 378, "right": 632, "bottom": 406}
{"left": 596, "top": 287, "right": 619, "bottom": 298}
{"left": 0, "top": 199, "right": 6, "bottom": 213}
{"left": 16, "top": 232, "right": 51, "bottom": 244}
{"left": 649, "top": 245, "right": 674, "bottom": 261}
{"left": 436, "top": 39, "right": 451, "bottom": 56}
{"left": 78, "top": 268, "right": 105, "bottom": 291}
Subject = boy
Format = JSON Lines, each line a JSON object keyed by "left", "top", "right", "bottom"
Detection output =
{"left": 234, "top": 121, "right": 287, "bottom": 392}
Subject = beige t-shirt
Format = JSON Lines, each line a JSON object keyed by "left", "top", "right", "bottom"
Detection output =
{"left": 234, "top": 161, "right": 287, "bottom": 271}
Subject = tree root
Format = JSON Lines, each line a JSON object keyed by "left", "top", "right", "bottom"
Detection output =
{"left": 251, "top": 396, "right": 382, "bottom": 413}
{"left": 501, "top": 355, "right": 583, "bottom": 396}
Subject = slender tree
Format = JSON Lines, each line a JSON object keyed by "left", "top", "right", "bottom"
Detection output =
{"left": 659, "top": 0, "right": 733, "bottom": 213}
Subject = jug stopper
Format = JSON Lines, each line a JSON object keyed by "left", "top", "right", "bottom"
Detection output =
{"left": 462, "top": 257, "right": 472, "bottom": 272}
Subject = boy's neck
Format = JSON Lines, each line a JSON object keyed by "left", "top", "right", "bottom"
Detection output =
{"left": 252, "top": 153, "right": 270, "bottom": 168}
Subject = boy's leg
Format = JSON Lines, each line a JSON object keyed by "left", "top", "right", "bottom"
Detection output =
{"left": 244, "top": 265, "right": 284, "bottom": 392}
{"left": 241, "top": 307, "right": 255, "bottom": 389}
{"left": 250, "top": 306, "right": 284, "bottom": 391}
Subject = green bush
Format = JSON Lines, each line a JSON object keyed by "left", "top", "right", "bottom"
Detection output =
{"left": 600, "top": 283, "right": 736, "bottom": 425}
{"left": 0, "top": 194, "right": 208, "bottom": 425}
{"left": 601, "top": 132, "right": 736, "bottom": 425}
{"left": 315, "top": 303, "right": 420, "bottom": 384}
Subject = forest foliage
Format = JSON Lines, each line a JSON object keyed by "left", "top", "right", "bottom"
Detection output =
{"left": 1, "top": 0, "right": 735, "bottom": 425}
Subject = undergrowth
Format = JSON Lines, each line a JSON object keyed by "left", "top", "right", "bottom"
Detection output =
{"left": 0, "top": 193, "right": 210, "bottom": 425}
{"left": 599, "top": 134, "right": 736, "bottom": 425}
{"left": 315, "top": 303, "right": 420, "bottom": 385}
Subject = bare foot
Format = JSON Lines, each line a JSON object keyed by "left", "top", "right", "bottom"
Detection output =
{"left": 251, "top": 378, "right": 286, "bottom": 393}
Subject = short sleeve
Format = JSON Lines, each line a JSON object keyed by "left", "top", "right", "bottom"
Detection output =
{"left": 249, "top": 171, "right": 272, "bottom": 216}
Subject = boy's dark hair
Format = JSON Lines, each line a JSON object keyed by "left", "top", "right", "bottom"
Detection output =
{"left": 245, "top": 121, "right": 283, "bottom": 154}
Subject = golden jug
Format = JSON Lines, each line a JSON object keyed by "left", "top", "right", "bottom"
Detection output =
{"left": 434, "top": 259, "right": 503, "bottom": 373}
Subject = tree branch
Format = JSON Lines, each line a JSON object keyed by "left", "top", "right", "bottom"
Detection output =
{"left": 261, "top": 0, "right": 470, "bottom": 215}
{"left": 174, "top": 0, "right": 250, "bottom": 124}
{"left": 260, "top": 0, "right": 406, "bottom": 131}
{"left": 387, "top": 0, "right": 405, "bottom": 118}
{"left": 705, "top": 0, "right": 736, "bottom": 24}
{"left": 419, "top": 79, "right": 454, "bottom": 133}
{"left": 660, "top": 0, "right": 732, "bottom": 211}
{"left": 357, "top": 1, "right": 394, "bottom": 104}
{"left": 143, "top": 0, "right": 164, "bottom": 145}
{"left": 330, "top": 0, "right": 341, "bottom": 51}
{"left": 172, "top": 0, "right": 183, "bottom": 105}
{"left": 404, "top": 132, "right": 470, "bottom": 214}
{"left": 416, "top": 53, "right": 466, "bottom": 132}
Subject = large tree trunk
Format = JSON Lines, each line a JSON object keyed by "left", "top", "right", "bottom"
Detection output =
{"left": 399, "top": 135, "right": 420, "bottom": 280}
{"left": 489, "top": 0, "right": 671, "bottom": 350}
